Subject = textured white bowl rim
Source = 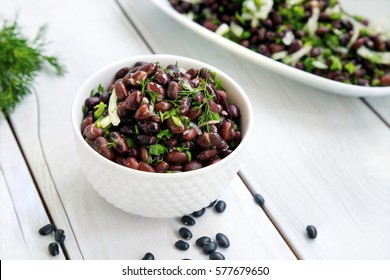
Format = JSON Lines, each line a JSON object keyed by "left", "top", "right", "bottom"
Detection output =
{"left": 151, "top": 0, "right": 390, "bottom": 97}
{"left": 72, "top": 54, "right": 253, "bottom": 179}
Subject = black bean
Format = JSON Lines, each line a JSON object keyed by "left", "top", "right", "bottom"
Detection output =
{"left": 179, "top": 227, "right": 193, "bottom": 240}
{"left": 288, "top": 39, "right": 303, "bottom": 54}
{"left": 85, "top": 96, "right": 100, "bottom": 108}
{"left": 125, "top": 90, "right": 142, "bottom": 110}
{"left": 134, "top": 61, "right": 148, "bottom": 67}
{"left": 167, "top": 81, "right": 180, "bottom": 99}
{"left": 48, "top": 242, "right": 59, "bottom": 256}
{"left": 110, "top": 132, "right": 129, "bottom": 154}
{"left": 209, "top": 251, "right": 225, "bottom": 260}
{"left": 306, "top": 225, "right": 317, "bottom": 239}
{"left": 83, "top": 124, "right": 104, "bottom": 140}
{"left": 166, "top": 117, "right": 185, "bottom": 134}
{"left": 38, "top": 224, "right": 55, "bottom": 236}
{"left": 124, "top": 157, "right": 139, "bottom": 170}
{"left": 196, "top": 133, "right": 222, "bottom": 148}
{"left": 114, "top": 79, "right": 128, "bottom": 100}
{"left": 207, "top": 199, "right": 217, "bottom": 208}
{"left": 142, "top": 252, "right": 155, "bottom": 260}
{"left": 55, "top": 229, "right": 66, "bottom": 244}
{"left": 196, "top": 236, "right": 211, "bottom": 247}
{"left": 184, "top": 160, "right": 203, "bottom": 171}
{"left": 135, "top": 104, "right": 152, "bottom": 121}
{"left": 138, "top": 162, "right": 156, "bottom": 172}
{"left": 181, "top": 215, "right": 196, "bottom": 226}
{"left": 216, "top": 233, "right": 230, "bottom": 248}
{"left": 254, "top": 193, "right": 265, "bottom": 206}
{"left": 155, "top": 68, "right": 170, "bottom": 86}
{"left": 202, "top": 241, "right": 217, "bottom": 254}
{"left": 315, "top": 26, "right": 330, "bottom": 36}
{"left": 115, "top": 67, "right": 130, "bottom": 80}
{"left": 258, "top": 44, "right": 271, "bottom": 57}
{"left": 215, "top": 200, "right": 226, "bottom": 213}
{"left": 155, "top": 161, "right": 169, "bottom": 173}
{"left": 95, "top": 137, "right": 115, "bottom": 160}
{"left": 380, "top": 74, "right": 390, "bottom": 86}
{"left": 192, "top": 208, "right": 206, "bottom": 218}
{"left": 166, "top": 151, "right": 188, "bottom": 164}
{"left": 138, "top": 62, "right": 158, "bottom": 76}
{"left": 139, "top": 121, "right": 160, "bottom": 134}
{"left": 137, "top": 134, "right": 157, "bottom": 145}
{"left": 175, "top": 240, "right": 190, "bottom": 251}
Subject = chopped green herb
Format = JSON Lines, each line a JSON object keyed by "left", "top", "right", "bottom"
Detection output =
{"left": 303, "top": 57, "right": 316, "bottom": 72}
{"left": 185, "top": 150, "right": 192, "bottom": 162}
{"left": 171, "top": 115, "right": 183, "bottom": 127}
{"left": 344, "top": 62, "right": 356, "bottom": 75}
{"left": 97, "top": 84, "right": 104, "bottom": 93}
{"left": 149, "top": 144, "right": 168, "bottom": 156}
{"left": 125, "top": 137, "right": 136, "bottom": 148}
{"left": 0, "top": 20, "right": 65, "bottom": 116}
{"left": 329, "top": 56, "right": 342, "bottom": 71}
{"left": 93, "top": 101, "right": 106, "bottom": 119}
{"left": 157, "top": 129, "right": 173, "bottom": 140}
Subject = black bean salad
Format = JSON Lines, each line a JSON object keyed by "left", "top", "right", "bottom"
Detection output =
{"left": 170, "top": 0, "right": 390, "bottom": 87}
{"left": 81, "top": 62, "right": 242, "bottom": 173}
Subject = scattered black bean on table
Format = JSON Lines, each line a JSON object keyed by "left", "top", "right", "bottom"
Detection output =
{"left": 142, "top": 252, "right": 155, "bottom": 260}
{"left": 215, "top": 200, "right": 226, "bottom": 213}
{"left": 55, "top": 229, "right": 66, "bottom": 243}
{"left": 306, "top": 225, "right": 318, "bottom": 239}
{"left": 81, "top": 62, "right": 243, "bottom": 173}
{"left": 192, "top": 207, "right": 206, "bottom": 218}
{"left": 254, "top": 193, "right": 265, "bottom": 206}
{"left": 178, "top": 227, "right": 193, "bottom": 240}
{"left": 202, "top": 241, "right": 218, "bottom": 255}
{"left": 216, "top": 233, "right": 230, "bottom": 248}
{"left": 207, "top": 199, "right": 217, "bottom": 208}
{"left": 196, "top": 236, "right": 212, "bottom": 248}
{"left": 38, "top": 223, "right": 55, "bottom": 236}
{"left": 181, "top": 215, "right": 196, "bottom": 226}
{"left": 48, "top": 242, "right": 59, "bottom": 256}
{"left": 175, "top": 240, "right": 190, "bottom": 251}
{"left": 209, "top": 251, "right": 225, "bottom": 260}
{"left": 39, "top": 223, "right": 66, "bottom": 257}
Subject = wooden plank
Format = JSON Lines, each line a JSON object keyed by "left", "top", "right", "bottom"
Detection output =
{"left": 3, "top": 0, "right": 152, "bottom": 259}
{"left": 364, "top": 97, "right": 390, "bottom": 126}
{"left": 119, "top": 0, "right": 390, "bottom": 259}
{"left": 4, "top": 0, "right": 295, "bottom": 259}
{"left": 0, "top": 114, "right": 65, "bottom": 259}
{"left": 49, "top": 176, "right": 295, "bottom": 259}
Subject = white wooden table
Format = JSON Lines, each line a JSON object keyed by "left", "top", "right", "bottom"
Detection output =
{"left": 1, "top": 0, "right": 389, "bottom": 260}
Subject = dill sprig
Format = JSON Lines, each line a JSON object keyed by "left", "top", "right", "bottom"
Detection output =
{"left": 0, "top": 20, "right": 65, "bottom": 116}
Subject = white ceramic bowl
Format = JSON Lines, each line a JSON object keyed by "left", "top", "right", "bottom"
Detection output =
{"left": 72, "top": 54, "right": 253, "bottom": 218}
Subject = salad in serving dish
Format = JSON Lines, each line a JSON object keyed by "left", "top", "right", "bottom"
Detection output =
{"left": 169, "top": 0, "right": 390, "bottom": 88}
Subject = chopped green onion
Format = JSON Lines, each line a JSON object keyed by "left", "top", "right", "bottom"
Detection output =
{"left": 93, "top": 101, "right": 106, "bottom": 119}
{"left": 344, "top": 62, "right": 356, "bottom": 74}
{"left": 108, "top": 89, "right": 120, "bottom": 126}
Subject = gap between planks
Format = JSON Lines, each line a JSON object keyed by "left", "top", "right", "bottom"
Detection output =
{"left": 115, "top": 0, "right": 156, "bottom": 54}
{"left": 6, "top": 90, "right": 87, "bottom": 260}
{"left": 238, "top": 172, "right": 302, "bottom": 260}
{"left": 6, "top": 115, "right": 71, "bottom": 260}
{"left": 361, "top": 98, "right": 390, "bottom": 128}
